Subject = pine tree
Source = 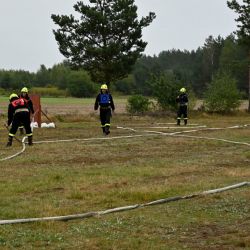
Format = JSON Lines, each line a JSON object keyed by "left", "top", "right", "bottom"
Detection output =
{"left": 227, "top": 0, "right": 250, "bottom": 112}
{"left": 51, "top": 0, "right": 155, "bottom": 86}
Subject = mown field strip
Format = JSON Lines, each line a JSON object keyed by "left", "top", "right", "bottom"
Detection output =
{"left": 0, "top": 182, "right": 249, "bottom": 225}
{"left": 1, "top": 124, "right": 249, "bottom": 162}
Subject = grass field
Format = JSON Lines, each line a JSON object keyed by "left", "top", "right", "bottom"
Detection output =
{"left": 0, "top": 96, "right": 249, "bottom": 115}
{"left": 0, "top": 96, "right": 128, "bottom": 115}
{"left": 0, "top": 98, "right": 250, "bottom": 249}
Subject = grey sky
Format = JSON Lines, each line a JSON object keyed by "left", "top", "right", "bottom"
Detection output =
{"left": 0, "top": 0, "right": 237, "bottom": 72}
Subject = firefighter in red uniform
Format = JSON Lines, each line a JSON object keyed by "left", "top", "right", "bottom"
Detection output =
{"left": 176, "top": 88, "right": 189, "bottom": 125}
{"left": 94, "top": 84, "right": 115, "bottom": 135}
{"left": 19, "top": 87, "right": 34, "bottom": 135}
{"left": 6, "top": 93, "right": 33, "bottom": 146}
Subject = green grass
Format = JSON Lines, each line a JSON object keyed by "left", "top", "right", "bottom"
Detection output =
{"left": 42, "top": 96, "right": 128, "bottom": 105}
{"left": 0, "top": 96, "right": 129, "bottom": 116}
{"left": 0, "top": 95, "right": 128, "bottom": 105}
{"left": 0, "top": 110, "right": 249, "bottom": 249}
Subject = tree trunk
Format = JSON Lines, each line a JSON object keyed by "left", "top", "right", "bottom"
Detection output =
{"left": 248, "top": 61, "right": 250, "bottom": 112}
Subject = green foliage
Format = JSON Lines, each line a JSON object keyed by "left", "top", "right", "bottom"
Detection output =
{"left": 0, "top": 32, "right": 249, "bottom": 99}
{"left": 150, "top": 72, "right": 182, "bottom": 110}
{"left": 31, "top": 87, "right": 68, "bottom": 97}
{"left": 131, "top": 35, "right": 248, "bottom": 98}
{"left": 219, "top": 35, "right": 249, "bottom": 94}
{"left": 67, "top": 71, "right": 97, "bottom": 98}
{"left": 126, "top": 95, "right": 151, "bottom": 114}
{"left": 227, "top": 0, "right": 250, "bottom": 112}
{"left": 187, "top": 89, "right": 198, "bottom": 111}
{"left": 204, "top": 72, "right": 241, "bottom": 113}
{"left": 114, "top": 74, "right": 136, "bottom": 95}
{"left": 51, "top": 0, "right": 156, "bottom": 84}
{"left": 0, "top": 70, "right": 35, "bottom": 90}
{"left": 35, "top": 65, "right": 50, "bottom": 87}
{"left": 133, "top": 55, "right": 161, "bottom": 95}
{"left": 227, "top": 0, "right": 250, "bottom": 48}
{"left": 0, "top": 88, "right": 8, "bottom": 96}
{"left": 198, "top": 35, "right": 225, "bottom": 94}
{"left": 50, "top": 63, "right": 71, "bottom": 89}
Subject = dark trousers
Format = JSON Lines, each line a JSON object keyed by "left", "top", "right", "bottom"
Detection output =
{"left": 177, "top": 105, "right": 188, "bottom": 124}
{"left": 100, "top": 108, "right": 111, "bottom": 132}
{"left": 9, "top": 111, "right": 32, "bottom": 136}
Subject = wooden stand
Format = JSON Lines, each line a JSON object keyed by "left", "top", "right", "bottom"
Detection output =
{"left": 30, "top": 94, "right": 41, "bottom": 127}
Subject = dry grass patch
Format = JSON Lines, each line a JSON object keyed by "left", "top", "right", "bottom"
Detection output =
{"left": 0, "top": 113, "right": 249, "bottom": 249}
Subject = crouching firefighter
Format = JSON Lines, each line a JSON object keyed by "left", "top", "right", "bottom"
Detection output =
{"left": 6, "top": 93, "right": 33, "bottom": 146}
{"left": 176, "top": 87, "right": 188, "bottom": 126}
{"left": 94, "top": 84, "right": 115, "bottom": 135}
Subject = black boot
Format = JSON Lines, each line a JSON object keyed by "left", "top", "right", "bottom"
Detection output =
{"left": 28, "top": 136, "right": 33, "bottom": 146}
{"left": 105, "top": 126, "right": 110, "bottom": 135}
{"left": 184, "top": 119, "right": 187, "bottom": 126}
{"left": 177, "top": 119, "right": 181, "bottom": 126}
{"left": 6, "top": 136, "right": 13, "bottom": 147}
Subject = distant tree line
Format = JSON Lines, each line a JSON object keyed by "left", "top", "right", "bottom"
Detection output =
{"left": 0, "top": 62, "right": 97, "bottom": 97}
{"left": 128, "top": 34, "right": 249, "bottom": 98}
{"left": 0, "top": 34, "right": 248, "bottom": 98}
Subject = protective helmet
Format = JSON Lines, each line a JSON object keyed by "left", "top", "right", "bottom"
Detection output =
{"left": 21, "top": 87, "right": 28, "bottom": 93}
{"left": 100, "top": 84, "right": 108, "bottom": 90}
{"left": 180, "top": 87, "right": 186, "bottom": 93}
{"left": 9, "top": 93, "right": 18, "bottom": 101}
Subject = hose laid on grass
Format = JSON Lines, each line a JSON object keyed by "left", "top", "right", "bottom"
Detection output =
{"left": 118, "top": 124, "right": 250, "bottom": 147}
{"left": 0, "top": 134, "right": 157, "bottom": 162}
{"left": 33, "top": 134, "right": 154, "bottom": 144}
{"left": 1, "top": 124, "right": 249, "bottom": 162}
{"left": 31, "top": 124, "right": 250, "bottom": 146}
{"left": 139, "top": 129, "right": 250, "bottom": 147}
{"left": 0, "top": 137, "right": 27, "bottom": 162}
{"left": 173, "top": 134, "right": 250, "bottom": 147}
{"left": 169, "top": 124, "right": 250, "bottom": 135}
{"left": 156, "top": 122, "right": 200, "bottom": 126}
{"left": 0, "top": 181, "right": 249, "bottom": 225}
{"left": 0, "top": 125, "right": 249, "bottom": 225}
{"left": 131, "top": 125, "right": 207, "bottom": 129}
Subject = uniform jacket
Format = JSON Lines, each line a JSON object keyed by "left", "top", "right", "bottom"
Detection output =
{"left": 19, "top": 94, "right": 34, "bottom": 114}
{"left": 176, "top": 93, "right": 188, "bottom": 106}
{"left": 8, "top": 97, "right": 29, "bottom": 125}
{"left": 94, "top": 93, "right": 115, "bottom": 111}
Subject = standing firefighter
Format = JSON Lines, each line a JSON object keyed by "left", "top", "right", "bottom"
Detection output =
{"left": 19, "top": 87, "right": 34, "bottom": 135}
{"left": 94, "top": 84, "right": 115, "bottom": 135}
{"left": 176, "top": 88, "right": 188, "bottom": 126}
{"left": 6, "top": 93, "right": 33, "bottom": 146}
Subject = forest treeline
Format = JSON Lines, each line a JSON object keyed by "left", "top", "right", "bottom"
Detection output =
{"left": 0, "top": 34, "right": 249, "bottom": 98}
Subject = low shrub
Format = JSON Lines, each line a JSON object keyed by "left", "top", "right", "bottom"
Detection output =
{"left": 126, "top": 95, "right": 151, "bottom": 115}
{"left": 204, "top": 72, "right": 241, "bottom": 113}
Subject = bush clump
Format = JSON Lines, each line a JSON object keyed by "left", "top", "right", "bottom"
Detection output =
{"left": 150, "top": 72, "right": 181, "bottom": 110}
{"left": 204, "top": 72, "right": 241, "bottom": 113}
{"left": 126, "top": 95, "right": 151, "bottom": 114}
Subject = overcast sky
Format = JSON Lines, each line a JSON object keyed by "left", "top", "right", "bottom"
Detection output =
{"left": 0, "top": 0, "right": 238, "bottom": 72}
